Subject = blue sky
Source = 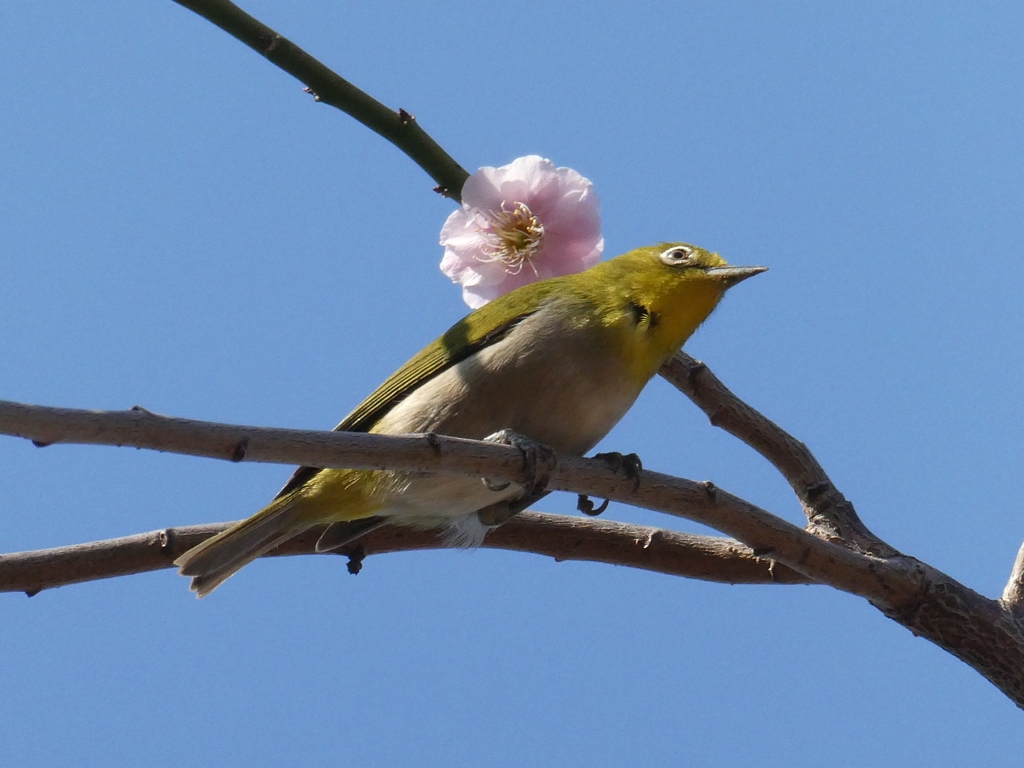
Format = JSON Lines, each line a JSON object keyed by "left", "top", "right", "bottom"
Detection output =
{"left": 2, "top": 1, "right": 1024, "bottom": 764}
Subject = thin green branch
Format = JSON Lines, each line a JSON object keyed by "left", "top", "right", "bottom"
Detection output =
{"left": 172, "top": 0, "right": 470, "bottom": 199}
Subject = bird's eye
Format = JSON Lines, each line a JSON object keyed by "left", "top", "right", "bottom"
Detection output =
{"left": 659, "top": 246, "right": 697, "bottom": 267}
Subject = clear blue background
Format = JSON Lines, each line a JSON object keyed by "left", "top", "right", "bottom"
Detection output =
{"left": 2, "top": 1, "right": 1023, "bottom": 764}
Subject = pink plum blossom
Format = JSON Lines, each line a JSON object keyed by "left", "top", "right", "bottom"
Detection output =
{"left": 440, "top": 155, "right": 603, "bottom": 308}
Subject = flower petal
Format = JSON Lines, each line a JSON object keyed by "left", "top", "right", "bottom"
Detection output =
{"left": 439, "top": 155, "right": 603, "bottom": 307}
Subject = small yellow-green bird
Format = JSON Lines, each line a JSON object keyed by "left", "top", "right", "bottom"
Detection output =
{"left": 175, "top": 243, "right": 764, "bottom": 595}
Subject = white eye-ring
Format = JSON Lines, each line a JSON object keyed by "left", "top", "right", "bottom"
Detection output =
{"left": 659, "top": 245, "right": 697, "bottom": 266}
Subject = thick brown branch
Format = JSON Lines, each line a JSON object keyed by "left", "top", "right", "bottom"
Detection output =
{"left": 0, "top": 400, "right": 895, "bottom": 596}
{"left": 171, "top": 0, "right": 470, "bottom": 199}
{"left": 6, "top": 396, "right": 1024, "bottom": 707}
{"left": 0, "top": 513, "right": 808, "bottom": 596}
{"left": 660, "top": 352, "right": 896, "bottom": 556}
{"left": 0, "top": 396, "right": 936, "bottom": 614}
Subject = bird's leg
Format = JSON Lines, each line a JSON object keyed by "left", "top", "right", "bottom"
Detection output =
{"left": 481, "top": 428, "right": 557, "bottom": 496}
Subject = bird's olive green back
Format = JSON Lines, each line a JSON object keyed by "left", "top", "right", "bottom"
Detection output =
{"left": 274, "top": 278, "right": 565, "bottom": 498}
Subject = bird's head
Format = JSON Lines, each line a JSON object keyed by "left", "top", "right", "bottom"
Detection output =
{"left": 581, "top": 242, "right": 766, "bottom": 380}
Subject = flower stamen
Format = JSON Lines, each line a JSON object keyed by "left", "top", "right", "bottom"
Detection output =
{"left": 439, "top": 155, "right": 602, "bottom": 307}
{"left": 474, "top": 201, "right": 545, "bottom": 276}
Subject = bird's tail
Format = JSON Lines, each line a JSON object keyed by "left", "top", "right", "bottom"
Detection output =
{"left": 174, "top": 494, "right": 310, "bottom": 598}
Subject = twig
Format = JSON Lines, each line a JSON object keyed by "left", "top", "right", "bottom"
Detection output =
{"left": 171, "top": 0, "right": 470, "bottom": 199}
{"left": 660, "top": 352, "right": 897, "bottom": 556}
{"left": 0, "top": 513, "right": 807, "bottom": 596}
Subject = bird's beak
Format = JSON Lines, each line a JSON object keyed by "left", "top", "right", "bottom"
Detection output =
{"left": 705, "top": 266, "right": 768, "bottom": 286}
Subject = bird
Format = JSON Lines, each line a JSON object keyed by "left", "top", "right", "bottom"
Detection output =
{"left": 175, "top": 242, "right": 765, "bottom": 595}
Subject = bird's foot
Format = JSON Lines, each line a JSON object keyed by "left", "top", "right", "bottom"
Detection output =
{"left": 594, "top": 451, "right": 643, "bottom": 492}
{"left": 576, "top": 494, "right": 609, "bottom": 516}
{"left": 481, "top": 429, "right": 557, "bottom": 496}
{"left": 576, "top": 452, "right": 642, "bottom": 517}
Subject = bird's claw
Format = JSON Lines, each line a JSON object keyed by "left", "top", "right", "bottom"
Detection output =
{"left": 481, "top": 428, "right": 557, "bottom": 496}
{"left": 594, "top": 451, "right": 643, "bottom": 492}
{"left": 576, "top": 452, "right": 641, "bottom": 516}
{"left": 577, "top": 494, "right": 610, "bottom": 516}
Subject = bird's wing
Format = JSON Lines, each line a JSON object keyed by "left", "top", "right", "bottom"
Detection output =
{"left": 273, "top": 284, "right": 560, "bottom": 499}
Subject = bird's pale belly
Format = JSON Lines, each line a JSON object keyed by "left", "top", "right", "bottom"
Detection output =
{"left": 373, "top": 308, "right": 643, "bottom": 455}
{"left": 365, "top": 308, "right": 646, "bottom": 542}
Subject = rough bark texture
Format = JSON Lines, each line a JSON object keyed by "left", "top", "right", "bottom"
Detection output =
{"left": 660, "top": 353, "right": 897, "bottom": 556}
{"left": 887, "top": 563, "right": 1024, "bottom": 704}
{"left": 0, "top": 513, "right": 807, "bottom": 597}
